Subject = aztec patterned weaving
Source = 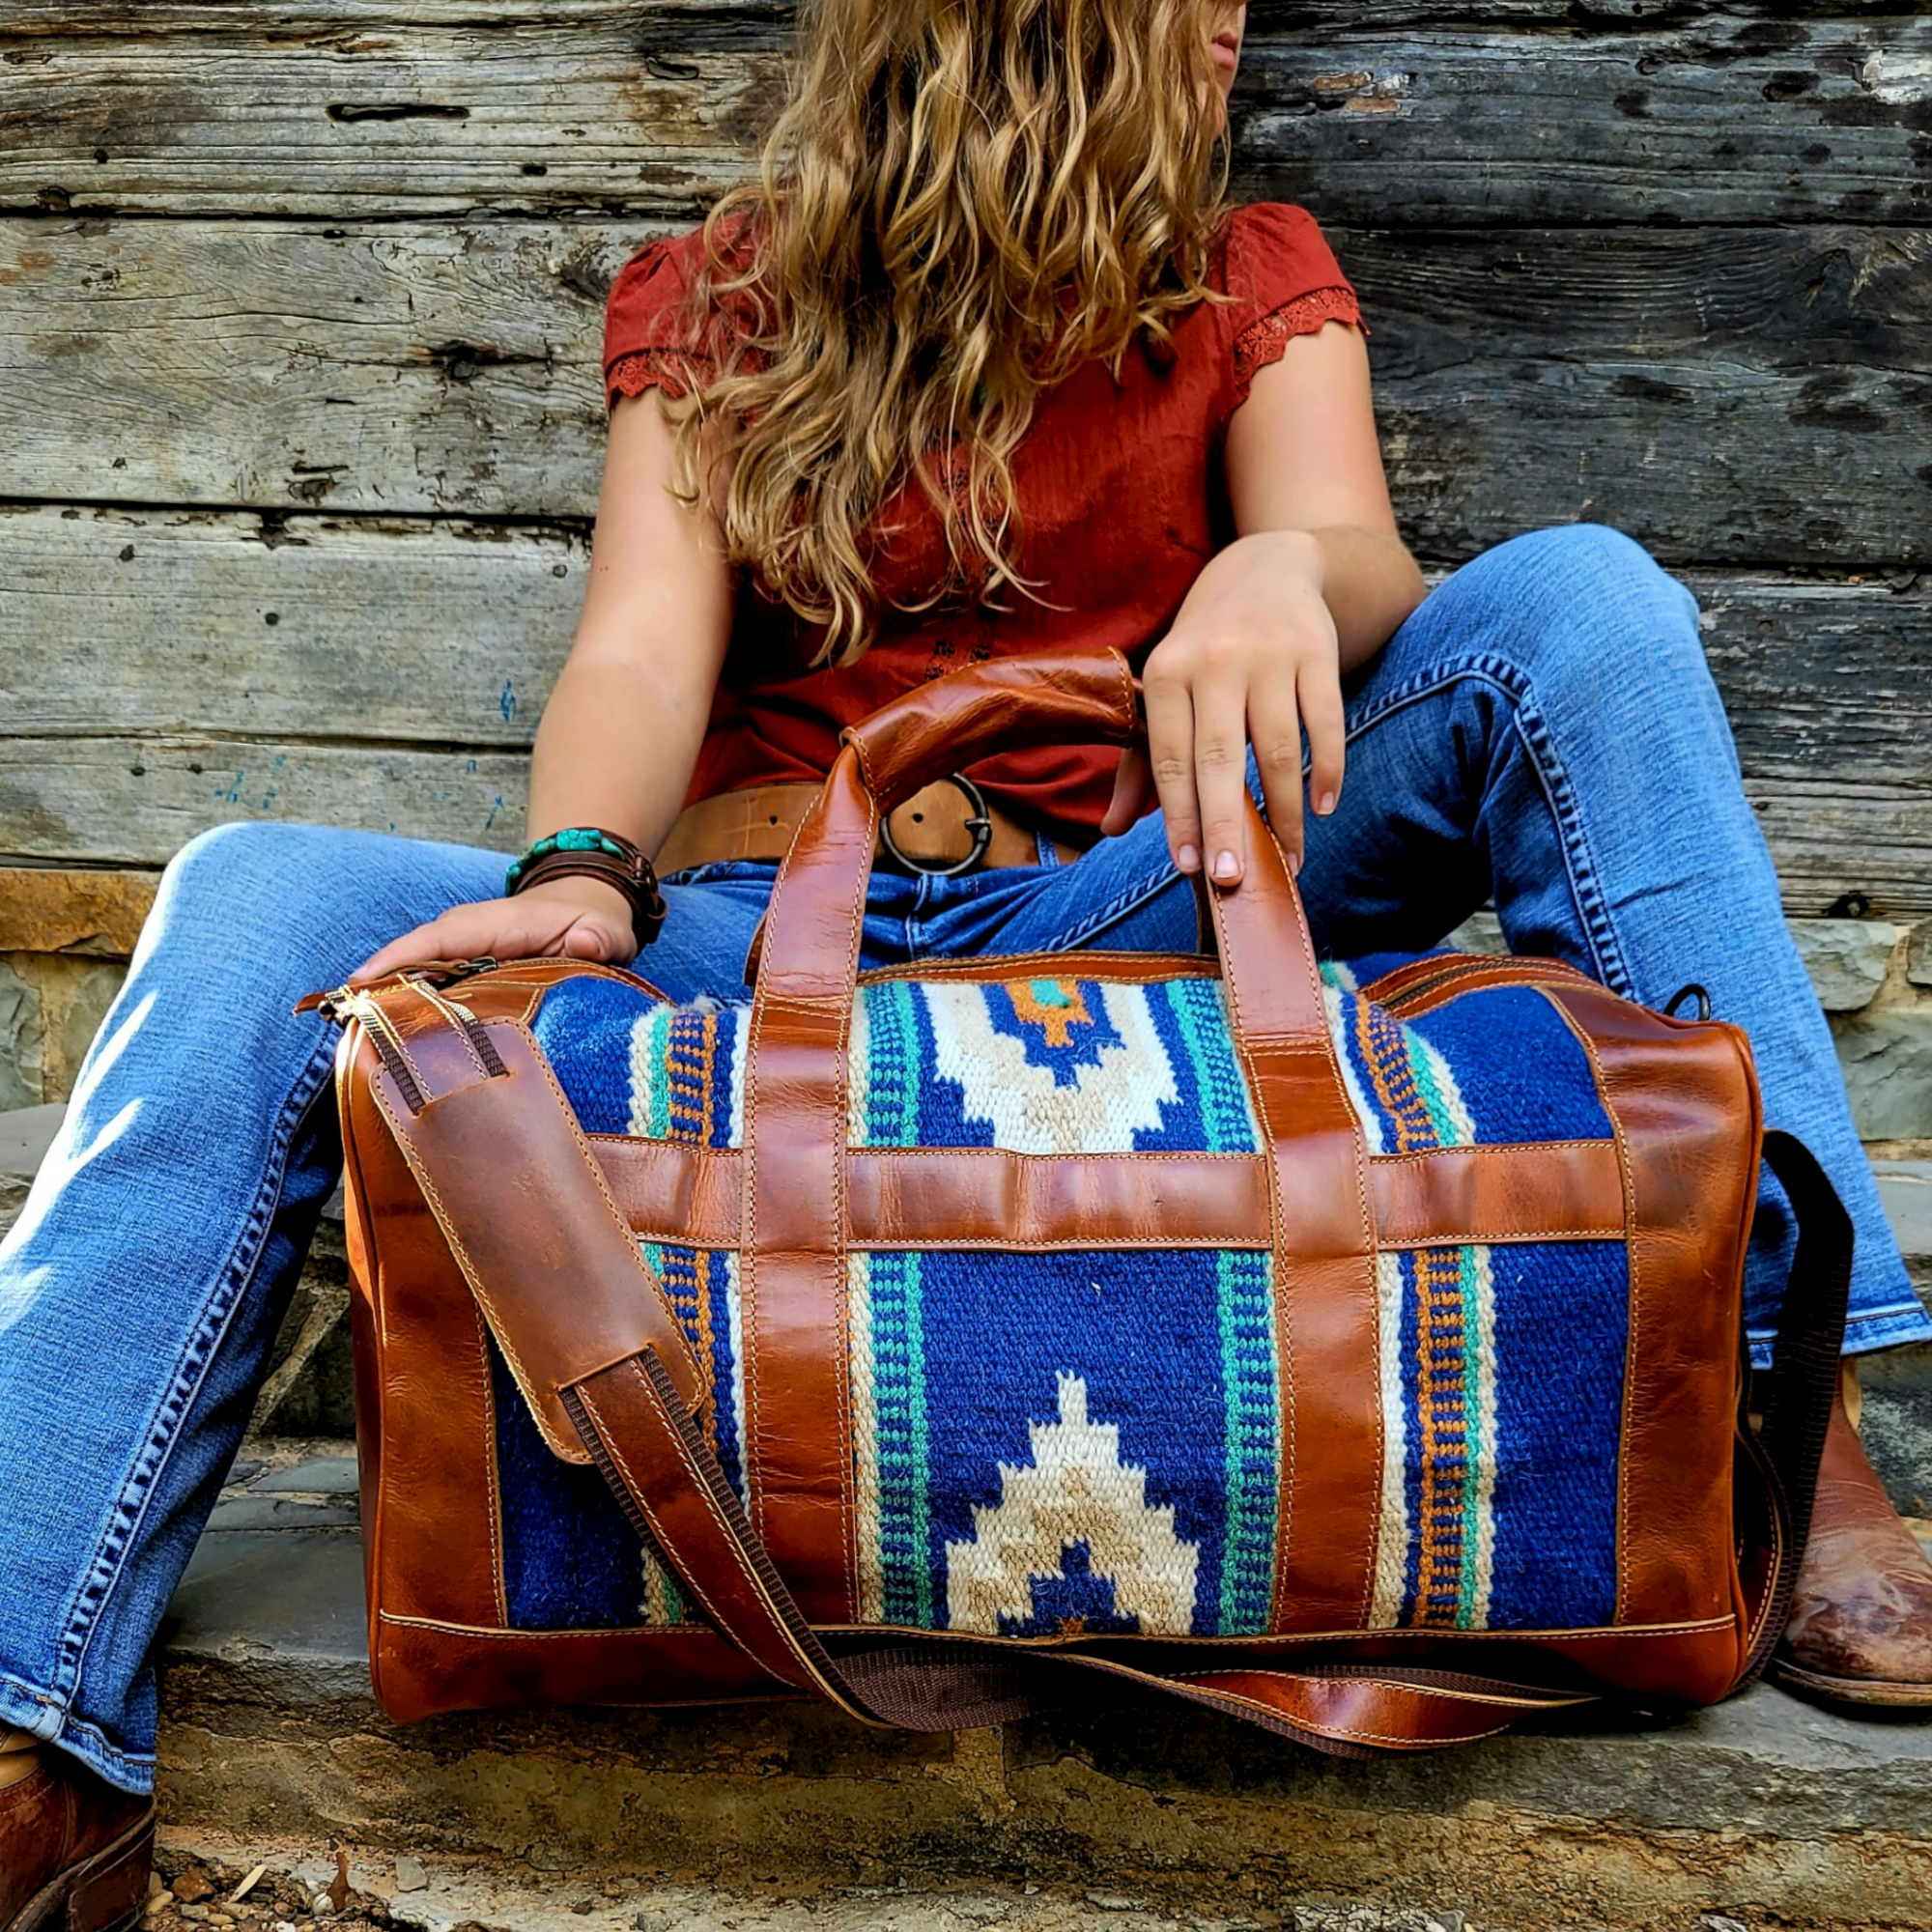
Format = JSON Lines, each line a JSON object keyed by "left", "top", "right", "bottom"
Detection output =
{"left": 505, "top": 961, "right": 1630, "bottom": 1643}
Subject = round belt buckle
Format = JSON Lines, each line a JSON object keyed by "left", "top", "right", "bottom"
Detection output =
{"left": 880, "top": 773, "right": 995, "bottom": 878}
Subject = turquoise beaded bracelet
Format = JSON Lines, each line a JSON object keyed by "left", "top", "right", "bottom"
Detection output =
{"left": 504, "top": 826, "right": 632, "bottom": 894}
{"left": 504, "top": 826, "right": 667, "bottom": 951}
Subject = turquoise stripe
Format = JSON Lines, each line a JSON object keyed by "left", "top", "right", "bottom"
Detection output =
{"left": 1409, "top": 1036, "right": 1466, "bottom": 1150}
{"left": 868, "top": 1251, "right": 932, "bottom": 1627}
{"left": 642, "top": 1009, "right": 671, "bottom": 1140}
{"left": 862, "top": 981, "right": 923, "bottom": 1149}
{"left": 1454, "top": 1243, "right": 1487, "bottom": 1631}
{"left": 1166, "top": 979, "right": 1256, "bottom": 1154}
{"left": 1215, "top": 1248, "right": 1279, "bottom": 1634}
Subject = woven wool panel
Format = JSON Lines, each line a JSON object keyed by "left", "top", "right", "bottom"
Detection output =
{"left": 500, "top": 961, "right": 1628, "bottom": 1636}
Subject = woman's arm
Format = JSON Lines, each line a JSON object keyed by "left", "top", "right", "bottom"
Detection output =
{"left": 357, "top": 392, "right": 732, "bottom": 976}
{"left": 1101, "top": 320, "right": 1426, "bottom": 884}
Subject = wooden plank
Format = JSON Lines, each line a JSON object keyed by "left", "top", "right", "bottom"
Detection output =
{"left": 1348, "top": 223, "right": 1932, "bottom": 570}
{"left": 1, "top": 506, "right": 1919, "bottom": 781}
{"left": 1698, "top": 573, "right": 1932, "bottom": 789}
{"left": 5, "top": 14, "right": 1931, "bottom": 223}
{"left": 19, "top": 1, "right": 1892, "bottom": 30}
{"left": 0, "top": 734, "right": 532, "bottom": 865}
{"left": 1231, "top": 16, "right": 1932, "bottom": 228}
{"left": 0, "top": 505, "right": 578, "bottom": 744}
{"left": 6, "top": 217, "right": 1928, "bottom": 567}
{"left": 17, "top": 2, "right": 1911, "bottom": 27}
{"left": 0, "top": 507, "right": 1924, "bottom": 910}
{"left": 0, "top": 217, "right": 634, "bottom": 518}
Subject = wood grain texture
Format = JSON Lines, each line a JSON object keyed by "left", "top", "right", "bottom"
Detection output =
{"left": 6, "top": 218, "right": 1929, "bottom": 566}
{"left": 14, "top": 1, "right": 1916, "bottom": 26}
{"left": 0, "top": 505, "right": 581, "bottom": 744}
{"left": 1351, "top": 223, "right": 1932, "bottom": 570}
{"left": 1, "top": 507, "right": 1924, "bottom": 909}
{"left": 5, "top": 12, "right": 1931, "bottom": 222}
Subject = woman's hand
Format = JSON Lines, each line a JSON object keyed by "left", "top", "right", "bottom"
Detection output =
{"left": 353, "top": 877, "right": 639, "bottom": 981}
{"left": 1101, "top": 527, "right": 1343, "bottom": 885}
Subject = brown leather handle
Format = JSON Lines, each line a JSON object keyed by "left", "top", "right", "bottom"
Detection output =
{"left": 734, "top": 651, "right": 1369, "bottom": 1624}
{"left": 840, "top": 644, "right": 1142, "bottom": 810}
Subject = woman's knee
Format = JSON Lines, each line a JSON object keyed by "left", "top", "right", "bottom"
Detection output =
{"left": 160, "top": 821, "right": 365, "bottom": 920}
{"left": 153, "top": 821, "right": 485, "bottom": 963}
{"left": 1424, "top": 524, "right": 1712, "bottom": 707}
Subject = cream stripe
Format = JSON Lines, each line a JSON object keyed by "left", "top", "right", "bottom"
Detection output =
{"left": 846, "top": 1251, "right": 884, "bottom": 1624}
{"left": 1323, "top": 983, "right": 1387, "bottom": 1156}
{"left": 1467, "top": 1242, "right": 1499, "bottom": 1628}
{"left": 726, "top": 1005, "right": 751, "bottom": 1149}
{"left": 640, "top": 1548, "right": 676, "bottom": 1626}
{"left": 1369, "top": 1248, "right": 1410, "bottom": 1628}
{"left": 845, "top": 990, "right": 871, "bottom": 1148}
{"left": 625, "top": 1007, "right": 664, "bottom": 1137}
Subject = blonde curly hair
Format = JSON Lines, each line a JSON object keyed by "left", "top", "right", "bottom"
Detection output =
{"left": 659, "top": 0, "right": 1232, "bottom": 663}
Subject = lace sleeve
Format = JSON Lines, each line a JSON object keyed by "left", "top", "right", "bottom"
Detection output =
{"left": 1231, "top": 285, "right": 1366, "bottom": 408}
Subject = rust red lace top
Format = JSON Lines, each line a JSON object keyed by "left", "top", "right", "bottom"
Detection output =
{"left": 603, "top": 202, "right": 1364, "bottom": 842}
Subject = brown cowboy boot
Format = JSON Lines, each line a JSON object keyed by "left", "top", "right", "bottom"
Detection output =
{"left": 1773, "top": 1361, "right": 1932, "bottom": 1708}
{"left": 0, "top": 1729, "right": 154, "bottom": 1932}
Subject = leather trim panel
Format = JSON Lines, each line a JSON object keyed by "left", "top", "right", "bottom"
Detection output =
{"left": 591, "top": 1139, "right": 1627, "bottom": 1254}
{"left": 1546, "top": 986, "right": 1759, "bottom": 1644}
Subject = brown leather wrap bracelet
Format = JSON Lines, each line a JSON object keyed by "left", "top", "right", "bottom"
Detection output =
{"left": 505, "top": 832, "right": 668, "bottom": 952}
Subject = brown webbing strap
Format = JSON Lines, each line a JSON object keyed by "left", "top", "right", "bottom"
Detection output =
{"left": 354, "top": 985, "right": 1848, "bottom": 1755}
{"left": 559, "top": 1349, "right": 1593, "bottom": 1752}
{"left": 1734, "top": 1130, "right": 1853, "bottom": 1686}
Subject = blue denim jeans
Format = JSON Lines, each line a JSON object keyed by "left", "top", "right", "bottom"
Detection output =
{"left": 3, "top": 525, "right": 1923, "bottom": 1794}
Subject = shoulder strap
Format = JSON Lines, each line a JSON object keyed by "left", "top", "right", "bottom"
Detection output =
{"left": 343, "top": 983, "right": 1849, "bottom": 1754}
{"left": 1734, "top": 1130, "right": 1854, "bottom": 1685}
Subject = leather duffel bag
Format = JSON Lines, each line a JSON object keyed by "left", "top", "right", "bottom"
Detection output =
{"left": 311, "top": 645, "right": 1850, "bottom": 1755}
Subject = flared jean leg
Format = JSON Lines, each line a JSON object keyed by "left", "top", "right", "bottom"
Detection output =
{"left": 1291, "top": 524, "right": 1930, "bottom": 1366}
{"left": 0, "top": 822, "right": 506, "bottom": 1792}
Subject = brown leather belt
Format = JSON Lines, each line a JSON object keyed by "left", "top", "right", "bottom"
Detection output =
{"left": 658, "top": 778, "right": 1084, "bottom": 877}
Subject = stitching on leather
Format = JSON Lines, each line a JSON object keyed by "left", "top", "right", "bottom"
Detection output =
{"left": 859, "top": 952, "right": 1219, "bottom": 986}
{"left": 1378, "top": 1231, "right": 1621, "bottom": 1249}
{"left": 361, "top": 997, "right": 431, "bottom": 1100}
{"left": 590, "top": 1361, "right": 866, "bottom": 1716}
{"left": 1107, "top": 647, "right": 1137, "bottom": 741}
{"left": 499, "top": 1017, "right": 704, "bottom": 1403}
{"left": 843, "top": 1146, "right": 1261, "bottom": 1164}
{"left": 1540, "top": 987, "right": 1639, "bottom": 1627}
{"left": 848, "top": 726, "right": 880, "bottom": 797}
{"left": 473, "top": 1299, "right": 509, "bottom": 1628}
{"left": 380, "top": 1612, "right": 671, "bottom": 1640}
{"left": 1175, "top": 1669, "right": 1583, "bottom": 1709}
{"left": 367, "top": 1073, "right": 566, "bottom": 1462}
{"left": 580, "top": 1373, "right": 754, "bottom": 1650}
{"left": 1367, "top": 1140, "right": 1611, "bottom": 1164}
{"left": 809, "top": 1611, "right": 1739, "bottom": 1642}
{"left": 413, "top": 981, "right": 492, "bottom": 1080}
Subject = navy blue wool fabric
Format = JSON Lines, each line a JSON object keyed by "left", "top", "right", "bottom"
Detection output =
{"left": 490, "top": 1340, "right": 647, "bottom": 1631}
{"left": 1404, "top": 987, "right": 1612, "bottom": 1144}
{"left": 1488, "top": 1240, "right": 1629, "bottom": 1626}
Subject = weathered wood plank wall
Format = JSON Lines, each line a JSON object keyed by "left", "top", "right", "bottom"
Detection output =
{"left": 2, "top": 0, "right": 1929, "bottom": 1121}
